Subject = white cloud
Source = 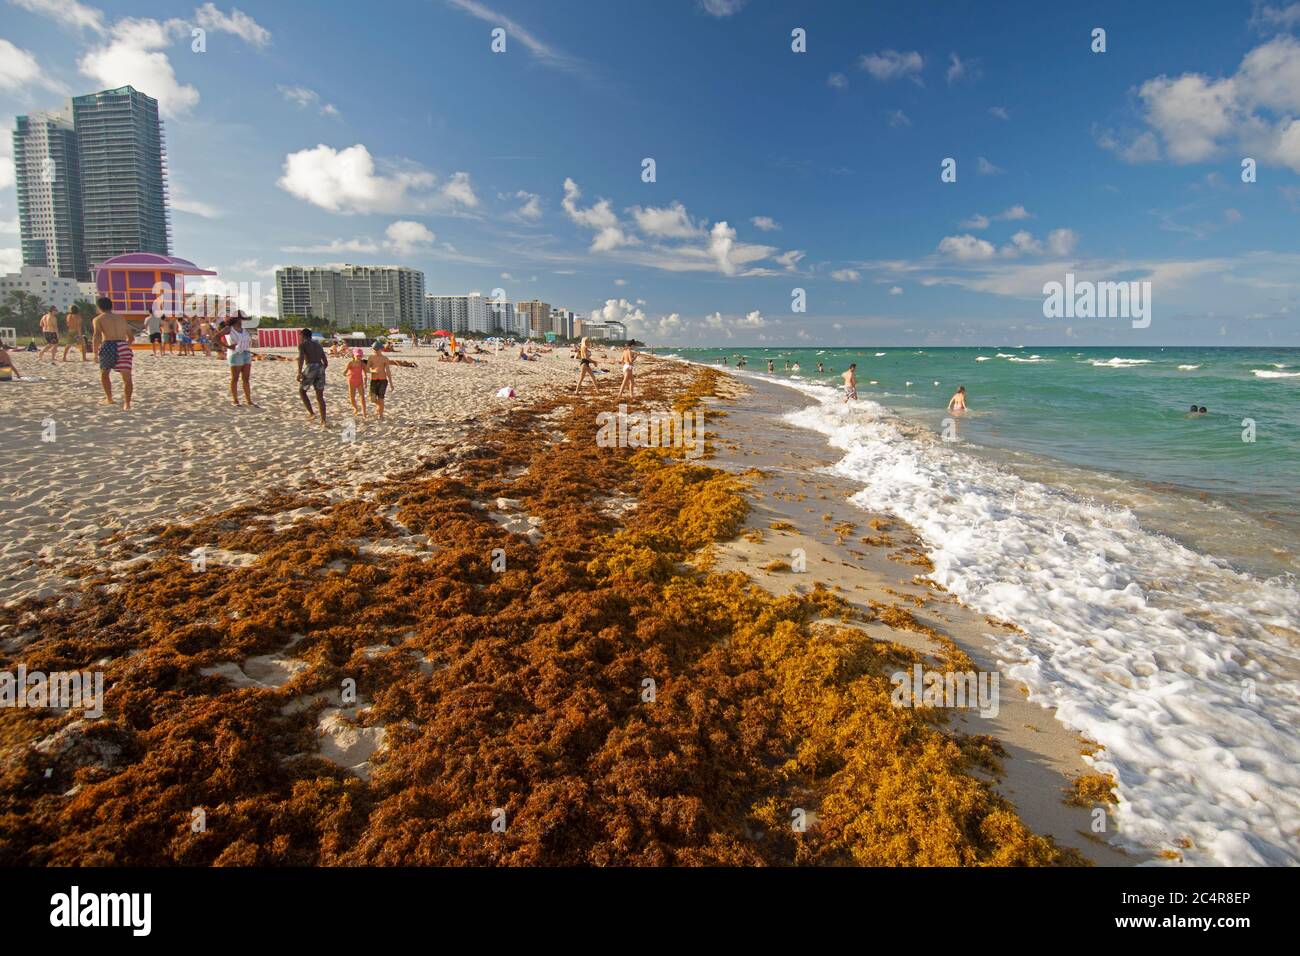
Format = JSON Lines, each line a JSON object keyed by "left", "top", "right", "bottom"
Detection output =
{"left": 708, "top": 221, "right": 738, "bottom": 275}
{"left": 775, "top": 249, "right": 805, "bottom": 271}
{"left": 938, "top": 234, "right": 998, "bottom": 261}
{"left": 698, "top": 0, "right": 746, "bottom": 16}
{"left": 277, "top": 144, "right": 480, "bottom": 215}
{"left": 77, "top": 18, "right": 198, "bottom": 117}
{"left": 384, "top": 220, "right": 435, "bottom": 255}
{"left": 282, "top": 237, "right": 380, "bottom": 254}
{"left": 1003, "top": 230, "right": 1042, "bottom": 256}
{"left": 976, "top": 156, "right": 1003, "bottom": 175}
{"left": 0, "top": 37, "right": 68, "bottom": 94}
{"left": 999, "top": 204, "right": 1032, "bottom": 221}
{"left": 509, "top": 190, "right": 542, "bottom": 220}
{"left": 0, "top": 247, "right": 23, "bottom": 272}
{"left": 631, "top": 201, "right": 698, "bottom": 238}
{"left": 562, "top": 177, "right": 634, "bottom": 251}
{"left": 737, "top": 309, "right": 766, "bottom": 327}
{"left": 889, "top": 285, "right": 904, "bottom": 295}
{"left": 277, "top": 85, "right": 338, "bottom": 117}
{"left": 946, "top": 52, "right": 980, "bottom": 84}
{"left": 831, "top": 268, "right": 861, "bottom": 282}
{"left": 750, "top": 215, "right": 780, "bottom": 231}
{"left": 1251, "top": 3, "right": 1300, "bottom": 31}
{"left": 0, "top": 124, "right": 13, "bottom": 189}
{"left": 827, "top": 72, "right": 847, "bottom": 90}
{"left": 858, "top": 49, "right": 924, "bottom": 83}
{"left": 960, "top": 214, "right": 990, "bottom": 230}
{"left": 10, "top": 0, "right": 104, "bottom": 32}
{"left": 445, "top": 0, "right": 584, "bottom": 73}
{"left": 1047, "top": 227, "right": 1078, "bottom": 256}
{"left": 886, "top": 109, "right": 912, "bottom": 128}
{"left": 171, "top": 193, "right": 219, "bottom": 218}
{"left": 194, "top": 4, "right": 271, "bottom": 47}
{"left": 989, "top": 106, "right": 1010, "bottom": 121}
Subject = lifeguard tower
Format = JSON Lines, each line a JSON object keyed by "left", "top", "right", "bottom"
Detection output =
{"left": 94, "top": 253, "right": 217, "bottom": 323}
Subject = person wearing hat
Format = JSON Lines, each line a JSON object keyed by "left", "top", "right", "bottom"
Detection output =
{"left": 296, "top": 327, "right": 329, "bottom": 426}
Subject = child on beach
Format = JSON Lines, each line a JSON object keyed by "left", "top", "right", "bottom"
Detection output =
{"left": 842, "top": 364, "right": 857, "bottom": 401}
{"left": 345, "top": 348, "right": 368, "bottom": 416}
{"left": 947, "top": 386, "right": 968, "bottom": 412}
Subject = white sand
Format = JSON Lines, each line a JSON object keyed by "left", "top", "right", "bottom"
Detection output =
{"left": 0, "top": 344, "right": 611, "bottom": 604}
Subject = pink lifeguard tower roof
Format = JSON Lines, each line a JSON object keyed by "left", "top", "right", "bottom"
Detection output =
{"left": 95, "top": 253, "right": 217, "bottom": 277}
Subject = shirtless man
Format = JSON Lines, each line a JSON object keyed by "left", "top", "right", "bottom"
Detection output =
{"left": 38, "top": 307, "right": 60, "bottom": 362}
{"left": 62, "top": 305, "right": 88, "bottom": 362}
{"left": 842, "top": 363, "right": 857, "bottom": 402}
{"left": 296, "top": 327, "right": 329, "bottom": 426}
{"left": 366, "top": 342, "right": 394, "bottom": 420}
{"left": 947, "top": 385, "right": 968, "bottom": 412}
{"left": 91, "top": 296, "right": 136, "bottom": 408}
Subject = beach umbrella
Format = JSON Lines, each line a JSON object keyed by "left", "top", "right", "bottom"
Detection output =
{"left": 433, "top": 330, "right": 452, "bottom": 337}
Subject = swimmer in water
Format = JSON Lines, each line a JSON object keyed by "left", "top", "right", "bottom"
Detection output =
{"left": 817, "top": 362, "right": 824, "bottom": 373}
{"left": 947, "top": 385, "right": 968, "bottom": 412}
{"left": 767, "top": 359, "right": 775, "bottom": 372}
{"left": 842, "top": 363, "right": 857, "bottom": 401}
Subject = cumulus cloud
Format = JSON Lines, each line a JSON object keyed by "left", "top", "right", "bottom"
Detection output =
{"left": 698, "top": 0, "right": 746, "bottom": 16}
{"left": 384, "top": 220, "right": 435, "bottom": 255}
{"left": 889, "top": 285, "right": 904, "bottom": 295}
{"left": 562, "top": 177, "right": 634, "bottom": 251}
{"left": 858, "top": 49, "right": 924, "bottom": 83}
{"left": 960, "top": 213, "right": 991, "bottom": 230}
{"left": 77, "top": 18, "right": 198, "bottom": 117}
{"left": 631, "top": 201, "right": 698, "bottom": 238}
{"left": 775, "top": 249, "right": 805, "bottom": 271}
{"left": 278, "top": 144, "right": 477, "bottom": 215}
{"left": 946, "top": 52, "right": 980, "bottom": 84}
{"left": 750, "top": 215, "right": 780, "bottom": 231}
{"left": 278, "top": 85, "right": 338, "bottom": 117}
{"left": 976, "top": 156, "right": 1004, "bottom": 175}
{"left": 10, "top": 0, "right": 104, "bottom": 32}
{"left": 506, "top": 190, "right": 542, "bottom": 220}
{"left": 886, "top": 109, "right": 912, "bottom": 128}
{"left": 831, "top": 268, "right": 861, "bottom": 282}
{"left": 827, "top": 72, "right": 847, "bottom": 89}
{"left": 0, "top": 38, "right": 68, "bottom": 94}
{"left": 938, "top": 234, "right": 998, "bottom": 261}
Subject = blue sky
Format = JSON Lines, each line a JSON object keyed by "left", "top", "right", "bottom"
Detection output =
{"left": 2, "top": 0, "right": 1299, "bottom": 345}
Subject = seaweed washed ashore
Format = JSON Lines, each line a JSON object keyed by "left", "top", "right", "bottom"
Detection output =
{"left": 0, "top": 363, "right": 1084, "bottom": 865}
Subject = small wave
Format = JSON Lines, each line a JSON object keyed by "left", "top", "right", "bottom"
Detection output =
{"left": 1091, "top": 358, "right": 1153, "bottom": 367}
{"left": 975, "top": 356, "right": 992, "bottom": 362}
{"left": 1253, "top": 369, "right": 1300, "bottom": 379}
{"left": 1007, "top": 356, "right": 1052, "bottom": 363}
{"left": 1178, "top": 364, "right": 1201, "bottom": 370}
{"left": 875, "top": 352, "right": 886, "bottom": 357}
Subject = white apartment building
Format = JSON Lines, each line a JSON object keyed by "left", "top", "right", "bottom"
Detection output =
{"left": 0, "top": 265, "right": 85, "bottom": 311}
{"left": 424, "top": 293, "right": 491, "bottom": 334}
{"left": 276, "top": 264, "right": 425, "bottom": 327}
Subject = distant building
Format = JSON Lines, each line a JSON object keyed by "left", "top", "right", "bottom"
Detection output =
{"left": 488, "top": 298, "right": 519, "bottom": 336}
{"left": 277, "top": 265, "right": 425, "bottom": 327}
{"left": 550, "top": 307, "right": 579, "bottom": 339}
{"left": 12, "top": 85, "right": 170, "bottom": 282}
{"left": 515, "top": 299, "right": 552, "bottom": 335}
{"left": 0, "top": 265, "right": 84, "bottom": 310}
{"left": 424, "top": 293, "right": 490, "bottom": 334}
{"left": 12, "top": 109, "right": 88, "bottom": 281}
{"left": 577, "top": 320, "right": 627, "bottom": 342}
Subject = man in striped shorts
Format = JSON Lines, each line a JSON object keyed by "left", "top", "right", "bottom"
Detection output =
{"left": 91, "top": 296, "right": 136, "bottom": 409}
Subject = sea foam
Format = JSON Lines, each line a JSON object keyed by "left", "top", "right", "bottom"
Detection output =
{"left": 780, "top": 380, "right": 1300, "bottom": 866}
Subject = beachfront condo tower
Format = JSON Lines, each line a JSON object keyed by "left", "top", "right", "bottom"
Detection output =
{"left": 277, "top": 265, "right": 426, "bottom": 327}
{"left": 12, "top": 108, "right": 89, "bottom": 282}
{"left": 70, "top": 87, "right": 171, "bottom": 268}
{"left": 11, "top": 86, "right": 170, "bottom": 282}
{"left": 515, "top": 299, "right": 552, "bottom": 335}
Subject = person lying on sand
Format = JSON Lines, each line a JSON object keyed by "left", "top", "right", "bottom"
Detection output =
{"left": 947, "top": 386, "right": 968, "bottom": 412}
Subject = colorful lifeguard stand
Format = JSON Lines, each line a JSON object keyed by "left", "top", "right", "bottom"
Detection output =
{"left": 94, "top": 253, "right": 217, "bottom": 321}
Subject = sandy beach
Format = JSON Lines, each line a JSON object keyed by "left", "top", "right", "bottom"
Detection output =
{"left": 0, "top": 345, "right": 608, "bottom": 605}
{"left": 0, "top": 350, "right": 1153, "bottom": 866}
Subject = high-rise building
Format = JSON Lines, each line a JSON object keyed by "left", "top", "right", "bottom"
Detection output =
{"left": 11, "top": 86, "right": 171, "bottom": 281}
{"left": 70, "top": 87, "right": 171, "bottom": 268}
{"left": 515, "top": 299, "right": 552, "bottom": 335}
{"left": 12, "top": 108, "right": 88, "bottom": 281}
{"left": 550, "top": 307, "right": 578, "bottom": 339}
{"left": 0, "top": 265, "right": 85, "bottom": 311}
{"left": 424, "top": 293, "right": 490, "bottom": 334}
{"left": 277, "top": 265, "right": 426, "bottom": 327}
{"left": 488, "top": 298, "right": 518, "bottom": 335}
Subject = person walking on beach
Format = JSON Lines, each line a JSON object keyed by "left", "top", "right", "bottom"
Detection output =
{"left": 217, "top": 312, "right": 256, "bottom": 406}
{"left": 842, "top": 364, "right": 857, "bottom": 401}
{"left": 91, "top": 296, "right": 135, "bottom": 409}
{"left": 296, "top": 327, "right": 329, "bottom": 426}
{"left": 574, "top": 336, "right": 600, "bottom": 394}
{"left": 38, "top": 307, "right": 60, "bottom": 362}
{"left": 947, "top": 385, "right": 968, "bottom": 412}
{"left": 366, "top": 342, "right": 394, "bottom": 420}
{"left": 616, "top": 344, "right": 637, "bottom": 400}
{"left": 143, "top": 309, "right": 162, "bottom": 357}
{"left": 61, "top": 305, "right": 88, "bottom": 362}
{"left": 344, "top": 348, "right": 368, "bottom": 417}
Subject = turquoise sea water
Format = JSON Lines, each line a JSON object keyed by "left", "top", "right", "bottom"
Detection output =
{"left": 655, "top": 346, "right": 1300, "bottom": 578}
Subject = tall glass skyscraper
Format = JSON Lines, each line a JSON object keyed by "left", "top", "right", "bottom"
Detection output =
{"left": 71, "top": 86, "right": 172, "bottom": 268}
{"left": 12, "top": 108, "right": 89, "bottom": 281}
{"left": 12, "top": 86, "right": 171, "bottom": 284}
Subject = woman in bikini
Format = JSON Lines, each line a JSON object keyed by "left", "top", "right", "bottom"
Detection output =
{"left": 616, "top": 344, "right": 637, "bottom": 400}
{"left": 947, "top": 385, "right": 968, "bottom": 412}
{"left": 574, "top": 336, "right": 600, "bottom": 394}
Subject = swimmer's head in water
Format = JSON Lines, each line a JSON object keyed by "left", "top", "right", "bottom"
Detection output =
{"left": 1199, "top": 406, "right": 1208, "bottom": 414}
{"left": 1191, "top": 404, "right": 1199, "bottom": 412}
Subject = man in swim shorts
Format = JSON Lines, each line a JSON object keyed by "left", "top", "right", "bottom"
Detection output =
{"left": 62, "top": 305, "right": 88, "bottom": 362}
{"left": 38, "top": 307, "right": 59, "bottom": 362}
{"left": 296, "top": 327, "right": 329, "bottom": 426}
{"left": 91, "top": 296, "right": 135, "bottom": 408}
{"left": 366, "top": 341, "right": 394, "bottom": 420}
{"left": 842, "top": 363, "right": 857, "bottom": 401}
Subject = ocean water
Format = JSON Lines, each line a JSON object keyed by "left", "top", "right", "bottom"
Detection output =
{"left": 657, "top": 345, "right": 1300, "bottom": 866}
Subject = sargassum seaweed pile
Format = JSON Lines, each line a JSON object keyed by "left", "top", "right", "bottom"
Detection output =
{"left": 0, "top": 364, "right": 1083, "bottom": 865}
